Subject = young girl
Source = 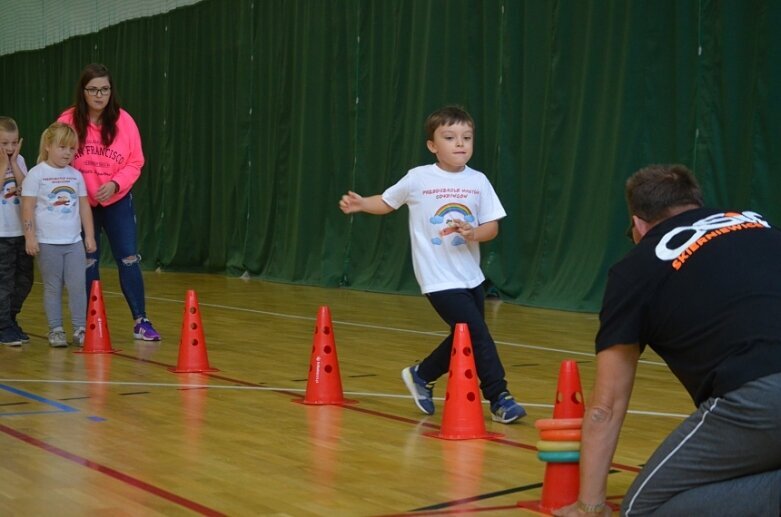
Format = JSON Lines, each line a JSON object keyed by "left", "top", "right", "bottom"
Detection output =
{"left": 21, "top": 123, "right": 96, "bottom": 347}
{"left": 0, "top": 116, "right": 34, "bottom": 346}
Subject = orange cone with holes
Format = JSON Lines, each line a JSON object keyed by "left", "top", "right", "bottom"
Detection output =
{"left": 169, "top": 290, "right": 218, "bottom": 373}
{"left": 426, "top": 323, "right": 502, "bottom": 440}
{"left": 551, "top": 360, "right": 585, "bottom": 419}
{"left": 77, "top": 280, "right": 119, "bottom": 354}
{"left": 539, "top": 360, "right": 584, "bottom": 513}
{"left": 298, "top": 306, "right": 356, "bottom": 405}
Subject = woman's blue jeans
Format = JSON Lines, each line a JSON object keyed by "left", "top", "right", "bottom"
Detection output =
{"left": 86, "top": 193, "right": 147, "bottom": 320}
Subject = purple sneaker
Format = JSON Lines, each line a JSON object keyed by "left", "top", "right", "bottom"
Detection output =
{"left": 133, "top": 318, "right": 161, "bottom": 341}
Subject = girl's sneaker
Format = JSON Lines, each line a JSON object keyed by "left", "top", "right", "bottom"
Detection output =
{"left": 133, "top": 318, "right": 161, "bottom": 341}
{"left": 48, "top": 327, "right": 68, "bottom": 348}
{"left": 73, "top": 327, "right": 86, "bottom": 346}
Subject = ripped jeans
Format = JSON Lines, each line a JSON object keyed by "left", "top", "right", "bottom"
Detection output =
{"left": 86, "top": 193, "right": 147, "bottom": 320}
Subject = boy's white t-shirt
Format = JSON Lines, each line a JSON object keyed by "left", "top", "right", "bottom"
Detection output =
{"left": 382, "top": 163, "right": 506, "bottom": 294}
{"left": 21, "top": 162, "right": 87, "bottom": 244}
{"left": 0, "top": 155, "right": 28, "bottom": 237}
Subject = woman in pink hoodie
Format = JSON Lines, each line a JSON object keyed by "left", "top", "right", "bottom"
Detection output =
{"left": 58, "top": 63, "right": 161, "bottom": 341}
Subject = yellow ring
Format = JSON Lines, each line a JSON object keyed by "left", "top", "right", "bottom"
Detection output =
{"left": 536, "top": 440, "right": 580, "bottom": 452}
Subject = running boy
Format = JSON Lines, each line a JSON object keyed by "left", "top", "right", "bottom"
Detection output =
{"left": 0, "top": 117, "right": 34, "bottom": 346}
{"left": 22, "top": 122, "right": 96, "bottom": 347}
{"left": 338, "top": 106, "right": 525, "bottom": 423}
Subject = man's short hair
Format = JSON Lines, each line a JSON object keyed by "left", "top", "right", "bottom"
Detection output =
{"left": 424, "top": 106, "right": 474, "bottom": 141}
{"left": 626, "top": 164, "right": 704, "bottom": 223}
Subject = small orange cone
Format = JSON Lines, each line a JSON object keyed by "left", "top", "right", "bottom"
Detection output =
{"left": 169, "top": 290, "right": 218, "bottom": 373}
{"left": 539, "top": 360, "right": 585, "bottom": 513}
{"left": 426, "top": 323, "right": 502, "bottom": 440}
{"left": 552, "top": 359, "right": 585, "bottom": 419}
{"left": 297, "top": 306, "right": 357, "bottom": 405}
{"left": 76, "top": 280, "right": 119, "bottom": 354}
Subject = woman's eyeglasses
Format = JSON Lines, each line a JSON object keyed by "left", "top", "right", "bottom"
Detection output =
{"left": 84, "top": 87, "right": 111, "bottom": 97}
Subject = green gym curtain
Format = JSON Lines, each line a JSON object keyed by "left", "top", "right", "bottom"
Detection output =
{"left": 1, "top": 0, "right": 779, "bottom": 312}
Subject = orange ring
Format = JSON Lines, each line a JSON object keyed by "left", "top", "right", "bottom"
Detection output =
{"left": 534, "top": 417, "right": 583, "bottom": 431}
{"left": 539, "top": 428, "right": 582, "bottom": 441}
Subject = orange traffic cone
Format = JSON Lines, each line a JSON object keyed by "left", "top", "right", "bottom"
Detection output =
{"left": 297, "top": 306, "right": 357, "bottom": 405}
{"left": 76, "top": 280, "right": 119, "bottom": 354}
{"left": 169, "top": 290, "right": 218, "bottom": 373}
{"left": 552, "top": 359, "right": 584, "bottom": 419}
{"left": 539, "top": 360, "right": 584, "bottom": 513}
{"left": 426, "top": 323, "right": 502, "bottom": 440}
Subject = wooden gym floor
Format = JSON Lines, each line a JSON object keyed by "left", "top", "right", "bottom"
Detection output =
{"left": 0, "top": 270, "right": 692, "bottom": 516}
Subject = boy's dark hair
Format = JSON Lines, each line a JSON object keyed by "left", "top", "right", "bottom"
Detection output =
{"left": 72, "top": 63, "right": 121, "bottom": 147}
{"left": 0, "top": 116, "right": 18, "bottom": 133}
{"left": 626, "top": 164, "right": 704, "bottom": 223}
{"left": 424, "top": 105, "right": 474, "bottom": 141}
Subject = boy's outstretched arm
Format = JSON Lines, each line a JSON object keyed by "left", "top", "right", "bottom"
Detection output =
{"left": 339, "top": 191, "right": 394, "bottom": 215}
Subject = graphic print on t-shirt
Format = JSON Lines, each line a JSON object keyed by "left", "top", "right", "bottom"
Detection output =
{"left": 47, "top": 185, "right": 77, "bottom": 213}
{"left": 429, "top": 202, "right": 475, "bottom": 246}
{"left": 2, "top": 177, "right": 19, "bottom": 204}
{"left": 656, "top": 211, "right": 770, "bottom": 270}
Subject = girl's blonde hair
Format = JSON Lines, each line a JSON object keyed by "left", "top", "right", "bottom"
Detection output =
{"left": 38, "top": 122, "right": 78, "bottom": 164}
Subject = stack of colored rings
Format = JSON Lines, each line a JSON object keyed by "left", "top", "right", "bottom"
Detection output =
{"left": 534, "top": 417, "right": 582, "bottom": 463}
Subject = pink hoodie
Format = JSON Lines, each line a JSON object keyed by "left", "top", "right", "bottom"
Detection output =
{"left": 58, "top": 108, "right": 144, "bottom": 207}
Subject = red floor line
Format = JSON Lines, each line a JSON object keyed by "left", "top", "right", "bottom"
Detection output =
{"left": 0, "top": 422, "right": 227, "bottom": 517}
{"left": 114, "top": 352, "right": 642, "bottom": 474}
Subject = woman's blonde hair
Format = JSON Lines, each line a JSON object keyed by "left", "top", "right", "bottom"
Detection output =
{"left": 38, "top": 122, "right": 78, "bottom": 164}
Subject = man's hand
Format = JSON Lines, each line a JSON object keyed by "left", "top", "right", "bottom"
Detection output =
{"left": 552, "top": 502, "right": 611, "bottom": 516}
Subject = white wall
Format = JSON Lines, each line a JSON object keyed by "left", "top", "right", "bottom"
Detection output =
{"left": 0, "top": 0, "right": 204, "bottom": 56}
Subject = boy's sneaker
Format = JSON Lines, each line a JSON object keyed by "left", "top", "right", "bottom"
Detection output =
{"left": 48, "top": 327, "right": 68, "bottom": 348}
{"left": 0, "top": 327, "right": 22, "bottom": 347}
{"left": 401, "top": 365, "right": 435, "bottom": 415}
{"left": 13, "top": 322, "right": 29, "bottom": 342}
{"left": 133, "top": 318, "right": 161, "bottom": 341}
{"left": 490, "top": 392, "right": 527, "bottom": 424}
{"left": 73, "top": 327, "right": 86, "bottom": 346}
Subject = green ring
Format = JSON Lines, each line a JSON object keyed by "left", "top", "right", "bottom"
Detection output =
{"left": 537, "top": 450, "right": 580, "bottom": 463}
